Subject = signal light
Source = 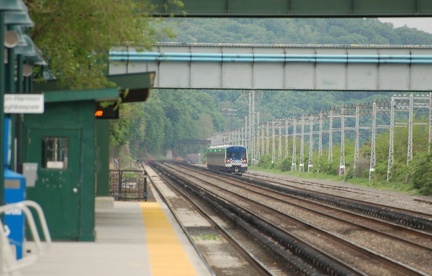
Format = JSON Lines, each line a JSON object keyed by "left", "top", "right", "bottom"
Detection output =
{"left": 95, "top": 110, "right": 104, "bottom": 117}
{"left": 95, "top": 102, "right": 119, "bottom": 119}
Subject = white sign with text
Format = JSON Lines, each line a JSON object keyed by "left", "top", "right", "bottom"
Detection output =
{"left": 4, "top": 94, "right": 44, "bottom": 114}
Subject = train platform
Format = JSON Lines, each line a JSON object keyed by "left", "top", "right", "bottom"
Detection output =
{"left": 18, "top": 187, "right": 212, "bottom": 275}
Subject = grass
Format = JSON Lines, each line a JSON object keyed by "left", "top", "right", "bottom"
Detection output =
{"left": 248, "top": 165, "right": 420, "bottom": 195}
{"left": 199, "top": 234, "right": 218, "bottom": 241}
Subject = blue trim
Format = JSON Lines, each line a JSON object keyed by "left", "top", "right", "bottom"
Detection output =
{"left": 109, "top": 51, "right": 432, "bottom": 64}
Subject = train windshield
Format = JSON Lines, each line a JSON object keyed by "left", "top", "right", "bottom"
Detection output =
{"left": 227, "top": 147, "right": 246, "bottom": 160}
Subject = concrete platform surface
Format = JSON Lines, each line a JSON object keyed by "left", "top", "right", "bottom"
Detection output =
{"left": 18, "top": 201, "right": 212, "bottom": 276}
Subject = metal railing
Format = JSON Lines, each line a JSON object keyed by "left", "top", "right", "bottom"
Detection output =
{"left": 109, "top": 170, "right": 148, "bottom": 201}
{"left": 0, "top": 200, "right": 51, "bottom": 275}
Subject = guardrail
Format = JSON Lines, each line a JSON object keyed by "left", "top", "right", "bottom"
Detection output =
{"left": 110, "top": 51, "right": 432, "bottom": 64}
{"left": 0, "top": 200, "right": 51, "bottom": 275}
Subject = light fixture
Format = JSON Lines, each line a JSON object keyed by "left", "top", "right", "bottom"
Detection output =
{"left": 4, "top": 30, "right": 18, "bottom": 48}
{"left": 22, "top": 63, "right": 32, "bottom": 77}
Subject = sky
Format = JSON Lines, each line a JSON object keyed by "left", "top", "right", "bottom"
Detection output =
{"left": 379, "top": 18, "right": 432, "bottom": 34}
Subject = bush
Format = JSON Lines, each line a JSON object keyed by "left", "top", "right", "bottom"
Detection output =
{"left": 409, "top": 154, "right": 432, "bottom": 196}
{"left": 313, "top": 156, "right": 338, "bottom": 175}
{"left": 278, "top": 157, "right": 291, "bottom": 171}
{"left": 258, "top": 154, "right": 274, "bottom": 169}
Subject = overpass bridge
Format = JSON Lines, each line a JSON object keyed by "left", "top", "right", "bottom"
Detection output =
{"left": 149, "top": 0, "right": 432, "bottom": 17}
{"left": 110, "top": 43, "right": 432, "bottom": 91}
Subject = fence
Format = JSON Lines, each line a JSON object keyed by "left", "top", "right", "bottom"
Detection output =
{"left": 109, "top": 170, "right": 148, "bottom": 201}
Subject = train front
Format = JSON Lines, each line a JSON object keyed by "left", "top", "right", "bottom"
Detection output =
{"left": 226, "top": 146, "right": 248, "bottom": 174}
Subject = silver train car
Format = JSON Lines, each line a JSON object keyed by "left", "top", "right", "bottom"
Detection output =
{"left": 206, "top": 145, "right": 248, "bottom": 175}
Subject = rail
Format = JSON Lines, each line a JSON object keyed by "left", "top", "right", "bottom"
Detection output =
{"left": 0, "top": 200, "right": 51, "bottom": 275}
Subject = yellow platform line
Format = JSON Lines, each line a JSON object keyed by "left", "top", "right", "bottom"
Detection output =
{"left": 140, "top": 202, "right": 197, "bottom": 276}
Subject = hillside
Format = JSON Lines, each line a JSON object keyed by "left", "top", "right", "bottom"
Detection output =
{"left": 157, "top": 18, "right": 432, "bottom": 45}
{"left": 154, "top": 18, "right": 432, "bottom": 127}
{"left": 112, "top": 18, "right": 432, "bottom": 161}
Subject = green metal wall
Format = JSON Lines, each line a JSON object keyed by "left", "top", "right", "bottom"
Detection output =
{"left": 23, "top": 100, "right": 96, "bottom": 241}
{"left": 95, "top": 119, "right": 110, "bottom": 197}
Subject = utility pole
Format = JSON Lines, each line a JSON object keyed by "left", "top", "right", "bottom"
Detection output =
{"left": 369, "top": 102, "right": 377, "bottom": 181}
{"left": 278, "top": 121, "right": 282, "bottom": 161}
{"left": 248, "top": 92, "right": 253, "bottom": 160}
{"left": 291, "top": 118, "right": 297, "bottom": 171}
{"left": 244, "top": 116, "right": 247, "bottom": 147}
{"left": 387, "top": 98, "right": 395, "bottom": 181}
{"left": 266, "top": 122, "right": 270, "bottom": 154}
{"left": 328, "top": 109, "right": 333, "bottom": 163}
{"left": 242, "top": 90, "right": 260, "bottom": 162}
{"left": 339, "top": 107, "right": 346, "bottom": 176}
{"left": 221, "top": 108, "right": 237, "bottom": 132}
{"left": 272, "top": 120, "right": 275, "bottom": 164}
{"left": 318, "top": 112, "right": 323, "bottom": 157}
{"left": 407, "top": 93, "right": 414, "bottom": 165}
{"left": 354, "top": 104, "right": 360, "bottom": 170}
{"left": 261, "top": 123, "right": 265, "bottom": 157}
{"left": 256, "top": 112, "right": 260, "bottom": 162}
{"left": 285, "top": 119, "right": 290, "bottom": 159}
{"left": 389, "top": 93, "right": 428, "bottom": 181}
{"left": 300, "top": 115, "right": 305, "bottom": 172}
{"left": 429, "top": 93, "right": 432, "bottom": 155}
{"left": 308, "top": 115, "right": 314, "bottom": 172}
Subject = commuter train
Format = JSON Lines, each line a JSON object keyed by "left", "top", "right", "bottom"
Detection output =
{"left": 206, "top": 145, "right": 248, "bottom": 175}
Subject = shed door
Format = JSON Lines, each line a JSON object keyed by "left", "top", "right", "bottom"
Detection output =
{"left": 25, "top": 128, "right": 81, "bottom": 240}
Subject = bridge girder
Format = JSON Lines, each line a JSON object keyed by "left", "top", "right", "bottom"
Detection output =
{"left": 110, "top": 44, "right": 432, "bottom": 91}
{"left": 149, "top": 0, "right": 432, "bottom": 18}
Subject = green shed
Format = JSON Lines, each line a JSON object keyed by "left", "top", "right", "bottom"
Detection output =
{"left": 23, "top": 88, "right": 118, "bottom": 240}
{"left": 21, "top": 72, "right": 154, "bottom": 241}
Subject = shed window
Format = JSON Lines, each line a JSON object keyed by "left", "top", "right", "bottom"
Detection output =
{"left": 42, "top": 137, "right": 68, "bottom": 169}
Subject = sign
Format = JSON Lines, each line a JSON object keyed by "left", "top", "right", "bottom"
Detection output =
{"left": 4, "top": 94, "right": 44, "bottom": 114}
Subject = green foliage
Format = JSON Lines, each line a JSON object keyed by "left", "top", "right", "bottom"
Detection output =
{"left": 278, "top": 158, "right": 291, "bottom": 172}
{"left": 26, "top": 0, "right": 180, "bottom": 89}
{"left": 257, "top": 154, "right": 274, "bottom": 169}
{"left": 314, "top": 155, "right": 339, "bottom": 175}
{"left": 408, "top": 153, "right": 432, "bottom": 196}
{"left": 122, "top": 171, "right": 139, "bottom": 178}
{"left": 251, "top": 122, "right": 432, "bottom": 196}
{"left": 110, "top": 89, "right": 224, "bottom": 160}
{"left": 161, "top": 18, "right": 432, "bottom": 45}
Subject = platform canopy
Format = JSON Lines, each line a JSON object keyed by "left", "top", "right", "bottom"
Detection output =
{"left": 34, "top": 72, "right": 156, "bottom": 103}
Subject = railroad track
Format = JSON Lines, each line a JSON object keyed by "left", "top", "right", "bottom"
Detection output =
{"left": 147, "top": 162, "right": 281, "bottom": 275}
{"left": 244, "top": 171, "right": 432, "bottom": 221}
{"left": 153, "top": 161, "right": 432, "bottom": 275}
{"left": 183, "top": 163, "right": 432, "bottom": 232}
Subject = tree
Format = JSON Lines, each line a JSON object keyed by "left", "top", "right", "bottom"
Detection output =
{"left": 25, "top": 0, "right": 181, "bottom": 89}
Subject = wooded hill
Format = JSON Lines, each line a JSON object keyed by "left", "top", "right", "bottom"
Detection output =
{"left": 157, "top": 18, "right": 432, "bottom": 45}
